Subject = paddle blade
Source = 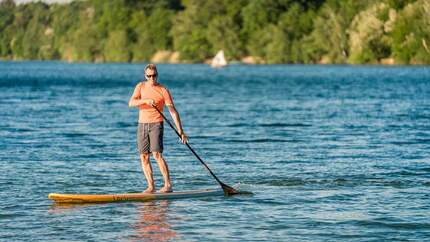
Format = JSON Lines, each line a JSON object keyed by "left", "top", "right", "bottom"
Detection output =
{"left": 221, "top": 183, "right": 253, "bottom": 196}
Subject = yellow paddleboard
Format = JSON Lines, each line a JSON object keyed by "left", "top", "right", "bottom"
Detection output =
{"left": 48, "top": 189, "right": 223, "bottom": 204}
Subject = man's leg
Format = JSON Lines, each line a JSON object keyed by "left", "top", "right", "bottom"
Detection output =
{"left": 152, "top": 152, "right": 172, "bottom": 192}
{"left": 140, "top": 153, "right": 155, "bottom": 193}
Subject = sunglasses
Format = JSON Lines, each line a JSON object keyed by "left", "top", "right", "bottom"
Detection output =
{"left": 146, "top": 74, "right": 157, "bottom": 78}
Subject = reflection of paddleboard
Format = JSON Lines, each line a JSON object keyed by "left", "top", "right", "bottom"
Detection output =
{"left": 48, "top": 189, "right": 223, "bottom": 204}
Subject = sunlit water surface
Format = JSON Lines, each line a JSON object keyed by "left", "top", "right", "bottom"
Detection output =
{"left": 1, "top": 62, "right": 429, "bottom": 241}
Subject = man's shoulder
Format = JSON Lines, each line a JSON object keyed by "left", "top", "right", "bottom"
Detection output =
{"left": 157, "top": 83, "right": 169, "bottom": 92}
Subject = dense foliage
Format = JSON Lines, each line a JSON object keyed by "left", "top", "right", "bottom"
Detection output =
{"left": 0, "top": 0, "right": 428, "bottom": 64}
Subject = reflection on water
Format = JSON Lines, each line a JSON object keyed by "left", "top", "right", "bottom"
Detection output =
{"left": 48, "top": 201, "right": 178, "bottom": 241}
{"left": 129, "top": 200, "right": 177, "bottom": 242}
{"left": 48, "top": 202, "right": 102, "bottom": 214}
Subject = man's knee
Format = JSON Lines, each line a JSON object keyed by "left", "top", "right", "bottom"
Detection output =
{"left": 140, "top": 153, "right": 150, "bottom": 163}
{"left": 152, "top": 152, "right": 163, "bottom": 160}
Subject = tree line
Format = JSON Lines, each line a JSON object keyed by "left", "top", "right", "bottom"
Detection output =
{"left": 0, "top": 0, "right": 429, "bottom": 64}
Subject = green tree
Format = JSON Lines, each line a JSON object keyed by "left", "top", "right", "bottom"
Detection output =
{"left": 20, "top": 2, "right": 50, "bottom": 59}
{"left": 96, "top": 0, "right": 130, "bottom": 37}
{"left": 347, "top": 3, "right": 393, "bottom": 64}
{"left": 171, "top": 0, "right": 218, "bottom": 61}
{"left": 301, "top": 0, "right": 372, "bottom": 63}
{"left": 391, "top": 0, "right": 430, "bottom": 64}
{"left": 59, "top": 3, "right": 101, "bottom": 62}
{"left": 129, "top": 10, "right": 152, "bottom": 61}
{"left": 0, "top": 0, "right": 15, "bottom": 57}
{"left": 206, "top": 16, "right": 243, "bottom": 59}
{"left": 276, "top": 3, "right": 316, "bottom": 63}
{"left": 265, "top": 25, "right": 289, "bottom": 63}
{"left": 1, "top": 0, "right": 429, "bottom": 64}
{"left": 104, "top": 30, "right": 130, "bottom": 62}
{"left": 129, "top": 7, "right": 174, "bottom": 62}
{"left": 146, "top": 7, "right": 174, "bottom": 51}
{"left": 386, "top": 0, "right": 417, "bottom": 10}
{"left": 240, "top": 0, "right": 274, "bottom": 49}
{"left": 50, "top": 2, "right": 82, "bottom": 61}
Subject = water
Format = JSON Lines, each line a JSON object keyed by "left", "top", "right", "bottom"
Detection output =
{"left": 1, "top": 62, "right": 430, "bottom": 241}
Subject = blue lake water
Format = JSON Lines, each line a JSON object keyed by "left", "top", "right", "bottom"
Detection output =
{"left": 1, "top": 61, "right": 430, "bottom": 241}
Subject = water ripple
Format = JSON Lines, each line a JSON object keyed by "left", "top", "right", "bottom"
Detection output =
{"left": 1, "top": 62, "right": 430, "bottom": 241}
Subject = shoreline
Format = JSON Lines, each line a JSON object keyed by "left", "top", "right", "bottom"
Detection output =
{"left": 0, "top": 58, "right": 429, "bottom": 67}
{"left": 0, "top": 51, "right": 423, "bottom": 66}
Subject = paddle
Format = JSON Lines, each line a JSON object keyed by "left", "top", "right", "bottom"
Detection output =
{"left": 152, "top": 105, "right": 241, "bottom": 196}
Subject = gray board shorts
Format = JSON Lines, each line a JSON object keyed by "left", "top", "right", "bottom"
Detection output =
{"left": 137, "top": 122, "right": 164, "bottom": 154}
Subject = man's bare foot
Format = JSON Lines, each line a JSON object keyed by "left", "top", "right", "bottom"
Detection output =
{"left": 158, "top": 186, "right": 173, "bottom": 193}
{"left": 143, "top": 187, "right": 155, "bottom": 193}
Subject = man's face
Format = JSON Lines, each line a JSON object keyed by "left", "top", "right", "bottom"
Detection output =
{"left": 145, "top": 69, "right": 157, "bottom": 83}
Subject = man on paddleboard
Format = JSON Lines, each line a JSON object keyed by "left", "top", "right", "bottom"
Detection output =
{"left": 129, "top": 64, "right": 187, "bottom": 193}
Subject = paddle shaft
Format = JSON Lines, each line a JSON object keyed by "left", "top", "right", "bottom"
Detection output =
{"left": 152, "top": 105, "right": 225, "bottom": 186}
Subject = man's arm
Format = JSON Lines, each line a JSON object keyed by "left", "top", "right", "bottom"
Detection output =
{"left": 167, "top": 104, "right": 188, "bottom": 144}
{"left": 128, "top": 84, "right": 153, "bottom": 107}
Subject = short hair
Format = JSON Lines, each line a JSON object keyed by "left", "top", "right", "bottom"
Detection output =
{"left": 144, "top": 64, "right": 157, "bottom": 74}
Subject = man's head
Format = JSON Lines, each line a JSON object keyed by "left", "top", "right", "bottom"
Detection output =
{"left": 144, "top": 64, "right": 158, "bottom": 84}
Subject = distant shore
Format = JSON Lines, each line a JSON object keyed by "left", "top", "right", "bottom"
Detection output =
{"left": 0, "top": 52, "right": 412, "bottom": 66}
{"left": 2, "top": 1, "right": 429, "bottom": 65}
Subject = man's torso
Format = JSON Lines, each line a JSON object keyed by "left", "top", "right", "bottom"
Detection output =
{"left": 138, "top": 82, "right": 172, "bottom": 123}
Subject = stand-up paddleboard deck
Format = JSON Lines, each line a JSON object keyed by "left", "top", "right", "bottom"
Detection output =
{"left": 49, "top": 189, "right": 224, "bottom": 204}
